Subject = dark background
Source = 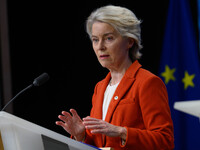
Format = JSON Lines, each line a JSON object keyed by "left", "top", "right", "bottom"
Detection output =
{"left": 3, "top": 0, "right": 197, "bottom": 137}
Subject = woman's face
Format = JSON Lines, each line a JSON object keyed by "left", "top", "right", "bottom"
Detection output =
{"left": 91, "top": 22, "right": 133, "bottom": 70}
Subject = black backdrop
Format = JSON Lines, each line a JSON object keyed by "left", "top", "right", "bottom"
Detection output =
{"left": 5, "top": 0, "right": 197, "bottom": 136}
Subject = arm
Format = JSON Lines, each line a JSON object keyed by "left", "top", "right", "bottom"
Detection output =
{"left": 123, "top": 76, "right": 174, "bottom": 149}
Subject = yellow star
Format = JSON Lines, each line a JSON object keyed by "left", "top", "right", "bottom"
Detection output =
{"left": 182, "top": 71, "right": 195, "bottom": 90}
{"left": 161, "top": 65, "right": 176, "bottom": 84}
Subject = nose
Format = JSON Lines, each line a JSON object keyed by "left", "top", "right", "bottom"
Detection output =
{"left": 98, "top": 40, "right": 106, "bottom": 51}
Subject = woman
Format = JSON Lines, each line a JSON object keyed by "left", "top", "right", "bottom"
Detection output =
{"left": 56, "top": 5, "right": 174, "bottom": 150}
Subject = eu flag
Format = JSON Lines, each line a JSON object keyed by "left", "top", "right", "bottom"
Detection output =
{"left": 159, "top": 0, "right": 200, "bottom": 149}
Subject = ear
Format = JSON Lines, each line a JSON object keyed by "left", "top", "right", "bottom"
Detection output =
{"left": 128, "top": 38, "right": 135, "bottom": 49}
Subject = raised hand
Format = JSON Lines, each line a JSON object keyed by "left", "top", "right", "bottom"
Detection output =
{"left": 83, "top": 116, "right": 127, "bottom": 140}
{"left": 56, "top": 109, "right": 85, "bottom": 141}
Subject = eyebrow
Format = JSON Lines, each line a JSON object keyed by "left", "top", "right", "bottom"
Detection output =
{"left": 92, "top": 32, "right": 115, "bottom": 38}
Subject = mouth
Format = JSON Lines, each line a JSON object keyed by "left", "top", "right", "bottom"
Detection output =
{"left": 99, "top": 54, "right": 110, "bottom": 59}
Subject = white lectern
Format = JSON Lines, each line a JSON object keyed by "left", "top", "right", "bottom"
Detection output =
{"left": 0, "top": 111, "right": 100, "bottom": 150}
{"left": 174, "top": 100, "right": 200, "bottom": 118}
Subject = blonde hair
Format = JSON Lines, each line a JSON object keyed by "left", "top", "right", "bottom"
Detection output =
{"left": 86, "top": 5, "right": 143, "bottom": 61}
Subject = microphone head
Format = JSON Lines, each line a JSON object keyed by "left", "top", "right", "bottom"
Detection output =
{"left": 33, "top": 73, "right": 50, "bottom": 86}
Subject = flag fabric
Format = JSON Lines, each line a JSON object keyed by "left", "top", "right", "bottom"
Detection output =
{"left": 159, "top": 0, "right": 200, "bottom": 150}
{"left": 198, "top": 0, "right": 200, "bottom": 54}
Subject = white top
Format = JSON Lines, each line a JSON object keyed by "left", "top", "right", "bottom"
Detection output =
{"left": 102, "top": 82, "right": 119, "bottom": 120}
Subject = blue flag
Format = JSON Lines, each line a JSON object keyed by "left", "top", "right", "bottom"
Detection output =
{"left": 159, "top": 0, "right": 200, "bottom": 149}
{"left": 198, "top": 0, "right": 200, "bottom": 54}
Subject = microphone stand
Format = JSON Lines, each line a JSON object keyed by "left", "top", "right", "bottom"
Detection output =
{"left": 1, "top": 72, "right": 49, "bottom": 112}
{"left": 1, "top": 84, "right": 34, "bottom": 111}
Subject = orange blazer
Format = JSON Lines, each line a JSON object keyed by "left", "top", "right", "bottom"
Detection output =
{"left": 84, "top": 60, "right": 174, "bottom": 150}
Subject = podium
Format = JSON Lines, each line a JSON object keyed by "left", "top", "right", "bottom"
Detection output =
{"left": 174, "top": 100, "right": 200, "bottom": 118}
{"left": 0, "top": 111, "right": 100, "bottom": 150}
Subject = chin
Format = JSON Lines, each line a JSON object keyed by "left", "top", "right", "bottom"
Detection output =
{"left": 99, "top": 62, "right": 107, "bottom": 68}
{"left": 100, "top": 64, "right": 112, "bottom": 70}
{"left": 98, "top": 60, "right": 113, "bottom": 69}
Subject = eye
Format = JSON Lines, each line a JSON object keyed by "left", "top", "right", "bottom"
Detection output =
{"left": 106, "top": 36, "right": 114, "bottom": 41}
{"left": 92, "top": 38, "right": 99, "bottom": 43}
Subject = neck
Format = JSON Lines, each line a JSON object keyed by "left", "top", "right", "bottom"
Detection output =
{"left": 109, "top": 59, "right": 132, "bottom": 85}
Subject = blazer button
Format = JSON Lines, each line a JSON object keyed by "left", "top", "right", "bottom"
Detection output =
{"left": 114, "top": 96, "right": 118, "bottom": 100}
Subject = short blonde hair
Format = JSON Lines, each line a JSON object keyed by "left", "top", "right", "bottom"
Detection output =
{"left": 86, "top": 5, "right": 143, "bottom": 61}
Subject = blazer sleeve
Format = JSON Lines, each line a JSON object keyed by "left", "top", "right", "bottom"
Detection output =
{"left": 121, "top": 76, "right": 174, "bottom": 150}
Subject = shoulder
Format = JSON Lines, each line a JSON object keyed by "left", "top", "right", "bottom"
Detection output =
{"left": 136, "top": 68, "right": 166, "bottom": 89}
{"left": 93, "top": 73, "right": 110, "bottom": 94}
{"left": 137, "top": 68, "right": 157, "bottom": 79}
{"left": 93, "top": 78, "right": 106, "bottom": 93}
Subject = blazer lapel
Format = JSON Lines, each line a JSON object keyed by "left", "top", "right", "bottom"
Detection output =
{"left": 104, "top": 77, "right": 135, "bottom": 123}
{"left": 104, "top": 60, "right": 141, "bottom": 123}
{"left": 93, "top": 73, "right": 111, "bottom": 120}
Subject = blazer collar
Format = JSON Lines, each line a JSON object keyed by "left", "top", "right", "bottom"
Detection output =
{"left": 103, "top": 60, "right": 142, "bottom": 122}
{"left": 94, "top": 60, "right": 142, "bottom": 121}
{"left": 124, "top": 60, "right": 142, "bottom": 79}
{"left": 103, "top": 60, "right": 141, "bottom": 83}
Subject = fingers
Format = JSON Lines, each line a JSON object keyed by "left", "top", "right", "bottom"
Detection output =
{"left": 55, "top": 121, "right": 70, "bottom": 131}
{"left": 85, "top": 124, "right": 105, "bottom": 130}
{"left": 83, "top": 117, "right": 107, "bottom": 132}
{"left": 84, "top": 122, "right": 108, "bottom": 135}
{"left": 91, "top": 128, "right": 107, "bottom": 134}
{"left": 70, "top": 109, "right": 82, "bottom": 120}
{"left": 56, "top": 109, "right": 81, "bottom": 127}
{"left": 83, "top": 116, "right": 102, "bottom": 125}
{"left": 58, "top": 115, "right": 66, "bottom": 123}
{"left": 56, "top": 110, "right": 72, "bottom": 127}
{"left": 56, "top": 115, "right": 72, "bottom": 130}
{"left": 60, "top": 109, "right": 81, "bottom": 120}
{"left": 56, "top": 121, "right": 65, "bottom": 128}
{"left": 62, "top": 111, "right": 72, "bottom": 118}
{"left": 70, "top": 109, "right": 77, "bottom": 116}
{"left": 55, "top": 121, "right": 62, "bottom": 126}
{"left": 56, "top": 109, "right": 86, "bottom": 138}
{"left": 57, "top": 109, "right": 76, "bottom": 122}
{"left": 83, "top": 116, "right": 100, "bottom": 122}
{"left": 82, "top": 117, "right": 117, "bottom": 136}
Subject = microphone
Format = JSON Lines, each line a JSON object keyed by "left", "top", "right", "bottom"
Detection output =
{"left": 33, "top": 72, "right": 50, "bottom": 86}
{"left": 1, "top": 72, "right": 50, "bottom": 111}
